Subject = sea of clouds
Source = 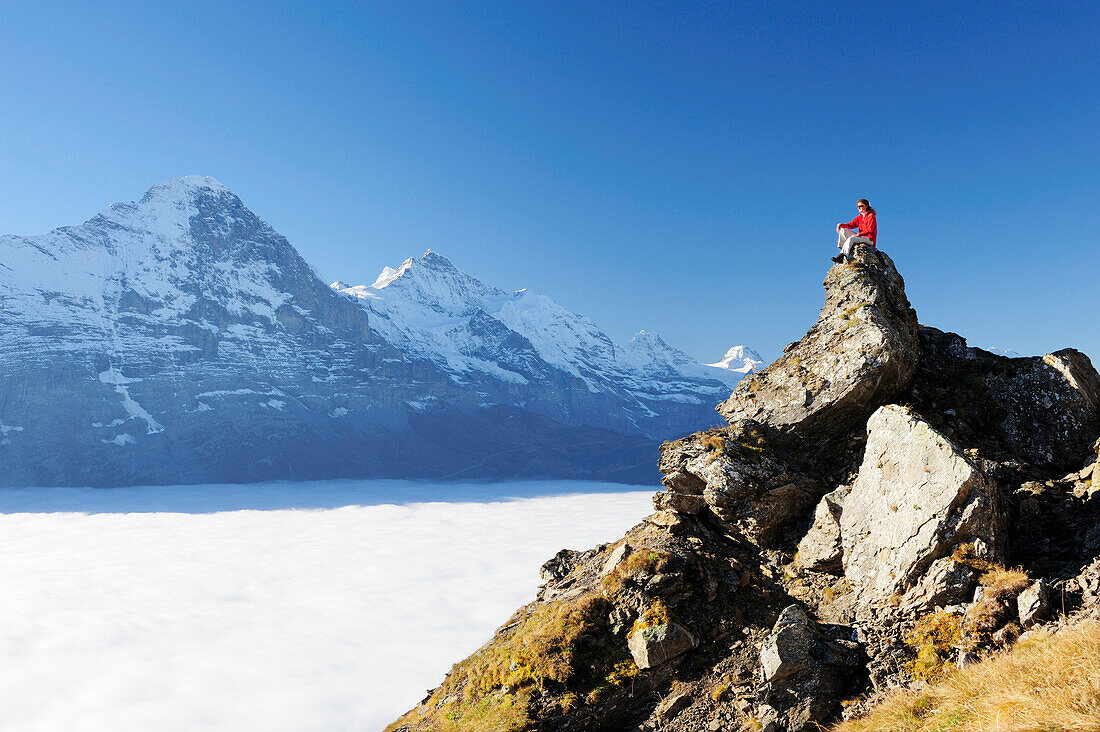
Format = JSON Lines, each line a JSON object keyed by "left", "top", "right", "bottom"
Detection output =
{"left": 0, "top": 480, "right": 653, "bottom": 731}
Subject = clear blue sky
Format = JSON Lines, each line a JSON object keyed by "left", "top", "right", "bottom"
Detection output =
{"left": 1, "top": 1, "right": 1097, "bottom": 363}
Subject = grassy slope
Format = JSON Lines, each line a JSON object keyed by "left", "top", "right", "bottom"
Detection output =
{"left": 834, "top": 621, "right": 1100, "bottom": 732}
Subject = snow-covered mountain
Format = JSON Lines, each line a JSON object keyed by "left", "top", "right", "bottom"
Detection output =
{"left": 706, "top": 345, "right": 766, "bottom": 374}
{"left": 985, "top": 347, "right": 1023, "bottom": 358}
{"left": 333, "top": 251, "right": 757, "bottom": 437}
{"left": 0, "top": 178, "right": 754, "bottom": 487}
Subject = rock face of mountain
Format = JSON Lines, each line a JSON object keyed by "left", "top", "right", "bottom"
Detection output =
{"left": 389, "top": 243, "right": 1100, "bottom": 732}
{"left": 0, "top": 177, "right": 689, "bottom": 486}
{"left": 333, "top": 252, "right": 756, "bottom": 440}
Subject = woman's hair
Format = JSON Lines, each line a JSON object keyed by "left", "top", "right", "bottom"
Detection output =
{"left": 858, "top": 199, "right": 876, "bottom": 215}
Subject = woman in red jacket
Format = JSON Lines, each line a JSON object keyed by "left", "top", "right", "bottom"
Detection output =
{"left": 833, "top": 199, "right": 877, "bottom": 263}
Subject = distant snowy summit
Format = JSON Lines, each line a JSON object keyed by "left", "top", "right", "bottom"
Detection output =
{"left": 985, "top": 346, "right": 1023, "bottom": 358}
{"left": 0, "top": 177, "right": 760, "bottom": 487}
{"left": 706, "top": 345, "right": 765, "bottom": 374}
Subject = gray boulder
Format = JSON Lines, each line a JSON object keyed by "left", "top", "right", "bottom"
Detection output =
{"left": 905, "top": 328, "right": 1100, "bottom": 472}
{"left": 760, "top": 605, "right": 816, "bottom": 682}
{"left": 757, "top": 605, "right": 863, "bottom": 731}
{"left": 841, "top": 405, "right": 1004, "bottom": 606}
{"left": 628, "top": 621, "right": 698, "bottom": 669}
{"left": 1016, "top": 579, "right": 1052, "bottom": 627}
{"left": 795, "top": 486, "right": 849, "bottom": 573}
{"left": 717, "top": 245, "right": 919, "bottom": 445}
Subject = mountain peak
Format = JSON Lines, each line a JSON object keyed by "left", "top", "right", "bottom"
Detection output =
{"left": 420, "top": 249, "right": 457, "bottom": 269}
{"left": 707, "top": 345, "right": 765, "bottom": 373}
{"left": 139, "top": 176, "right": 232, "bottom": 203}
{"left": 628, "top": 330, "right": 671, "bottom": 350}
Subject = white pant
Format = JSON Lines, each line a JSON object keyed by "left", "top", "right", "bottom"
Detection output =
{"left": 837, "top": 227, "right": 872, "bottom": 258}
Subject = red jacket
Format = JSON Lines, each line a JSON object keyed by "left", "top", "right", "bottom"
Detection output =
{"left": 842, "top": 212, "right": 877, "bottom": 245}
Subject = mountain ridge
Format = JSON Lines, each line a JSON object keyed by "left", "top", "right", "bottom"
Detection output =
{"left": 0, "top": 177, "right": 756, "bottom": 486}
{"left": 333, "top": 248, "right": 758, "bottom": 439}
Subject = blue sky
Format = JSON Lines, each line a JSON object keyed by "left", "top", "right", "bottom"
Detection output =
{"left": 1, "top": 1, "right": 1097, "bottom": 362}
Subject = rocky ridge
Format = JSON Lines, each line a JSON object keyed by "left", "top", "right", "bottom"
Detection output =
{"left": 388, "top": 243, "right": 1100, "bottom": 731}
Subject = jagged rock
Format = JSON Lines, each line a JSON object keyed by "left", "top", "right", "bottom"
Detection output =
{"left": 717, "top": 245, "right": 919, "bottom": 445}
{"left": 795, "top": 486, "right": 849, "bottom": 572}
{"left": 628, "top": 621, "right": 698, "bottom": 669}
{"left": 904, "top": 328, "right": 1100, "bottom": 471}
{"left": 760, "top": 605, "right": 816, "bottom": 682}
{"left": 541, "top": 548, "right": 594, "bottom": 583}
{"left": 757, "top": 605, "right": 864, "bottom": 731}
{"left": 841, "top": 405, "right": 1004, "bottom": 606}
{"left": 1042, "top": 351, "right": 1100, "bottom": 412}
{"left": 1017, "top": 579, "right": 1052, "bottom": 627}
{"left": 645, "top": 510, "right": 683, "bottom": 529}
{"left": 601, "top": 543, "right": 630, "bottom": 577}
{"left": 900, "top": 557, "right": 979, "bottom": 615}
{"left": 656, "top": 422, "right": 816, "bottom": 545}
{"left": 655, "top": 691, "right": 692, "bottom": 720}
{"left": 653, "top": 490, "right": 707, "bottom": 515}
{"left": 737, "top": 481, "right": 820, "bottom": 547}
{"left": 1076, "top": 557, "right": 1100, "bottom": 607}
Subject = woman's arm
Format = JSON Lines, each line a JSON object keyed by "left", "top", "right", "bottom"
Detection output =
{"left": 861, "top": 213, "right": 876, "bottom": 238}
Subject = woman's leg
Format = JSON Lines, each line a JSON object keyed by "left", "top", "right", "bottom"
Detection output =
{"left": 846, "top": 235, "right": 872, "bottom": 257}
{"left": 837, "top": 227, "right": 855, "bottom": 250}
{"left": 838, "top": 228, "right": 858, "bottom": 258}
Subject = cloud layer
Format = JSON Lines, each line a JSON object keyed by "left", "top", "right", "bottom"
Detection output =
{"left": 0, "top": 481, "right": 653, "bottom": 731}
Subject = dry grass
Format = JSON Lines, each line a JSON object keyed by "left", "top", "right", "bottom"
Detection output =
{"left": 977, "top": 566, "right": 1030, "bottom": 601}
{"left": 386, "top": 593, "right": 608, "bottom": 732}
{"left": 905, "top": 611, "right": 967, "bottom": 682}
{"left": 951, "top": 542, "right": 996, "bottom": 572}
{"left": 834, "top": 621, "right": 1100, "bottom": 732}
{"left": 699, "top": 431, "right": 727, "bottom": 452}
{"left": 600, "top": 549, "right": 672, "bottom": 596}
{"left": 583, "top": 658, "right": 639, "bottom": 705}
{"left": 965, "top": 566, "right": 1030, "bottom": 637}
{"left": 905, "top": 564, "right": 1032, "bottom": 681}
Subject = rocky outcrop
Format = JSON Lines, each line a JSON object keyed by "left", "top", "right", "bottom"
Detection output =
{"left": 899, "top": 557, "right": 979, "bottom": 615}
{"left": 656, "top": 421, "right": 819, "bottom": 546}
{"left": 840, "top": 405, "right": 1004, "bottom": 606}
{"left": 717, "top": 245, "right": 919, "bottom": 445}
{"left": 654, "top": 247, "right": 920, "bottom": 546}
{"left": 903, "top": 327, "right": 1100, "bottom": 472}
{"left": 389, "top": 244, "right": 1100, "bottom": 732}
{"left": 1016, "top": 579, "right": 1052, "bottom": 627}
{"left": 628, "top": 620, "right": 698, "bottom": 669}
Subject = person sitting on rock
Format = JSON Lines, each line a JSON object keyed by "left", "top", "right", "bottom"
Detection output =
{"left": 833, "top": 199, "right": 877, "bottom": 263}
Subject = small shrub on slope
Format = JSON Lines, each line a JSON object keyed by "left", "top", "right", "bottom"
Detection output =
{"left": 600, "top": 549, "right": 671, "bottom": 596}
